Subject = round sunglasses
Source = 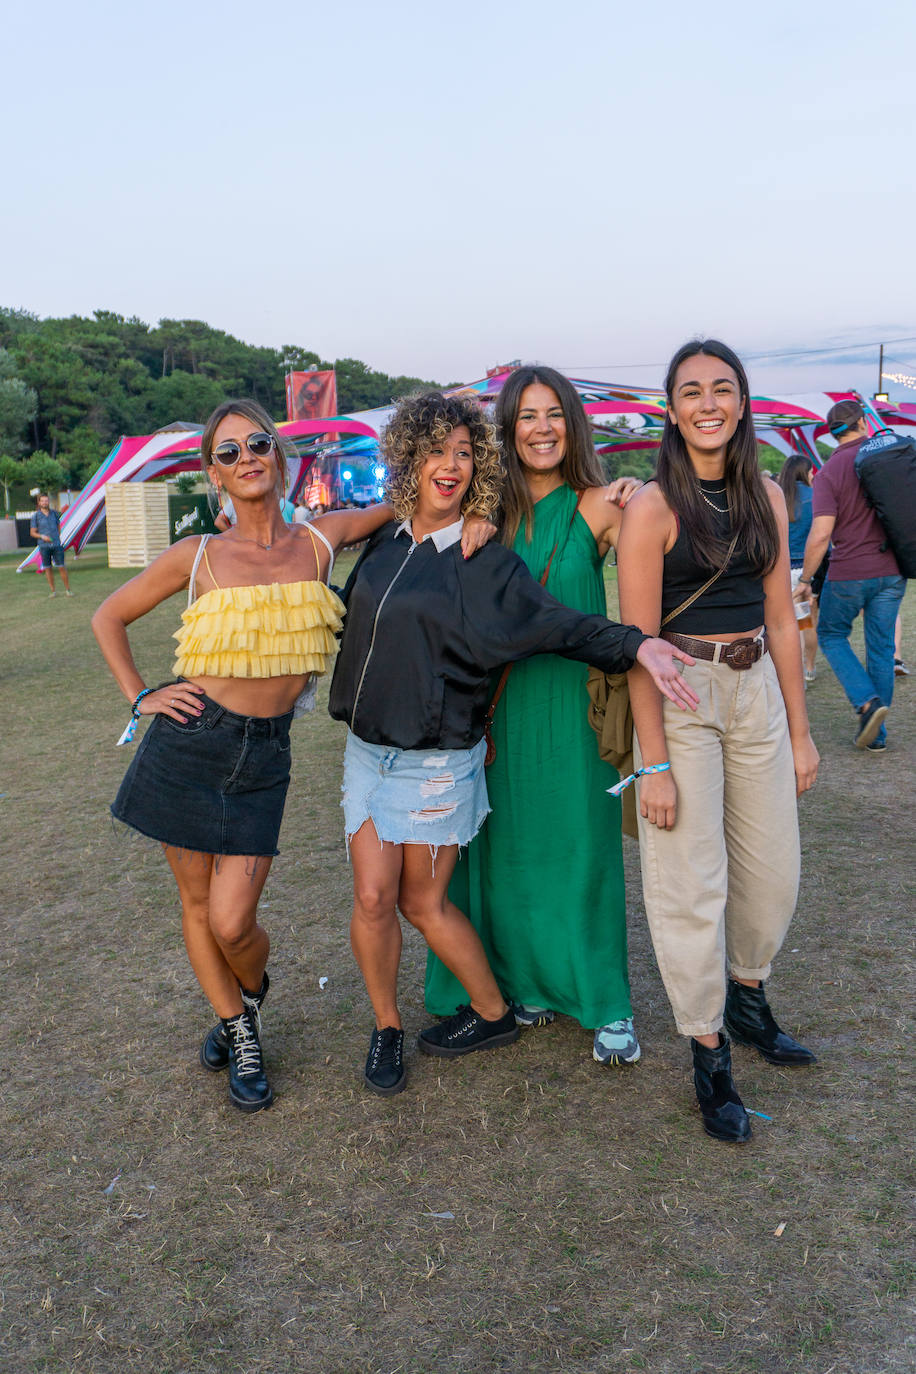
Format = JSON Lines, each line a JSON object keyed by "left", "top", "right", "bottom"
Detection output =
{"left": 210, "top": 431, "right": 275, "bottom": 466}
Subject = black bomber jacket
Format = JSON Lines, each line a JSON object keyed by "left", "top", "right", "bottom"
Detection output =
{"left": 328, "top": 521, "right": 647, "bottom": 752}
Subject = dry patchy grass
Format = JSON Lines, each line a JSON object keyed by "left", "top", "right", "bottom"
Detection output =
{"left": 0, "top": 547, "right": 912, "bottom": 1374}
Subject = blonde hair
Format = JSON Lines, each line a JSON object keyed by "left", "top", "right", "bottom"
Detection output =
{"left": 200, "top": 398, "right": 290, "bottom": 499}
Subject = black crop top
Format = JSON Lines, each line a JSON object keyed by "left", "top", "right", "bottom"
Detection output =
{"left": 661, "top": 482, "right": 766, "bottom": 634}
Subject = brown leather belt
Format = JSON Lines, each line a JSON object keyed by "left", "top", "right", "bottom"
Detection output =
{"left": 662, "top": 628, "right": 768, "bottom": 670}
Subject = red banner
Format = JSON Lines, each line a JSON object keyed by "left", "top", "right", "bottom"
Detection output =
{"left": 285, "top": 370, "right": 338, "bottom": 423}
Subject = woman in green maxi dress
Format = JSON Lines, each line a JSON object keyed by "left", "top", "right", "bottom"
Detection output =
{"left": 425, "top": 366, "right": 642, "bottom": 1065}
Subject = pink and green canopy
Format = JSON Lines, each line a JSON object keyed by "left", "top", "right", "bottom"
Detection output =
{"left": 19, "top": 372, "right": 903, "bottom": 570}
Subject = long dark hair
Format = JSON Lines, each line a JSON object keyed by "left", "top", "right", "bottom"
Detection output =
{"left": 776, "top": 451, "right": 813, "bottom": 522}
{"left": 495, "top": 365, "right": 605, "bottom": 545}
{"left": 658, "top": 339, "right": 780, "bottom": 573}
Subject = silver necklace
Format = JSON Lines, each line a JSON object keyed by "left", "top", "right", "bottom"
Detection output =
{"left": 233, "top": 529, "right": 289, "bottom": 552}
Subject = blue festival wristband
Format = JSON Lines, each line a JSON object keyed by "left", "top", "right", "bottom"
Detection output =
{"left": 116, "top": 687, "right": 155, "bottom": 747}
{"left": 607, "top": 761, "right": 671, "bottom": 796}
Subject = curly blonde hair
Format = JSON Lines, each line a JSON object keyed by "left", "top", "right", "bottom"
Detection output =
{"left": 382, "top": 392, "right": 504, "bottom": 522}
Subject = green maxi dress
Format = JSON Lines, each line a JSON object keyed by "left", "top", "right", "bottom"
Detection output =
{"left": 424, "top": 484, "right": 632, "bottom": 1029}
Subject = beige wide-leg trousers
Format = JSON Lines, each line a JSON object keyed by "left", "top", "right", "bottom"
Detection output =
{"left": 634, "top": 653, "right": 800, "bottom": 1038}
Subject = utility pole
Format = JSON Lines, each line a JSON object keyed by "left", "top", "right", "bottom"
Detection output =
{"left": 874, "top": 344, "right": 890, "bottom": 402}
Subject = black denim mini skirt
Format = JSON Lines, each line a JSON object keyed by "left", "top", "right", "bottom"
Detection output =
{"left": 111, "top": 693, "right": 294, "bottom": 856}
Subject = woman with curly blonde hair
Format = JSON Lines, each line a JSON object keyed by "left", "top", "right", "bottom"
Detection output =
{"left": 328, "top": 391, "right": 699, "bottom": 1095}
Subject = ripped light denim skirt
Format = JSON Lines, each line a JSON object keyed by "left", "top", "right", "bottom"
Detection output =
{"left": 342, "top": 730, "right": 490, "bottom": 853}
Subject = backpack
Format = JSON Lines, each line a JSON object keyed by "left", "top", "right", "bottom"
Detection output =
{"left": 854, "top": 430, "right": 916, "bottom": 578}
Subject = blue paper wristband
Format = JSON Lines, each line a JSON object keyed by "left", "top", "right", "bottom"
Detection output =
{"left": 607, "top": 761, "right": 671, "bottom": 796}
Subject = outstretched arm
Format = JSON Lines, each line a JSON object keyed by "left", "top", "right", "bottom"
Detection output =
{"left": 313, "top": 503, "right": 395, "bottom": 553}
{"left": 460, "top": 545, "right": 697, "bottom": 710}
{"left": 316, "top": 503, "right": 498, "bottom": 560}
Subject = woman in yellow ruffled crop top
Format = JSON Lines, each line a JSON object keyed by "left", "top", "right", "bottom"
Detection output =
{"left": 92, "top": 398, "right": 495, "bottom": 1115}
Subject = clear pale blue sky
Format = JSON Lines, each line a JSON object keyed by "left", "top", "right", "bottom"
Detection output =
{"left": 5, "top": 0, "right": 916, "bottom": 400}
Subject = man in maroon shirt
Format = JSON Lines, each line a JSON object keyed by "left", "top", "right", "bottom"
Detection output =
{"left": 795, "top": 400, "right": 905, "bottom": 750}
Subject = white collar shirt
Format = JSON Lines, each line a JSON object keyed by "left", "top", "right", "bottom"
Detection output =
{"left": 394, "top": 517, "right": 464, "bottom": 552}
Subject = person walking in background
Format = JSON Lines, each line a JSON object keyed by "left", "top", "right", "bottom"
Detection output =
{"left": 777, "top": 452, "right": 818, "bottom": 683}
{"left": 31, "top": 493, "right": 72, "bottom": 596}
{"left": 424, "top": 365, "right": 646, "bottom": 1068}
{"left": 330, "top": 390, "right": 698, "bottom": 1097}
{"left": 618, "top": 338, "right": 819, "bottom": 1145}
{"left": 794, "top": 400, "right": 905, "bottom": 751}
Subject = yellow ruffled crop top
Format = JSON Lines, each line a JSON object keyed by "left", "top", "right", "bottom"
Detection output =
{"left": 172, "top": 530, "right": 345, "bottom": 680}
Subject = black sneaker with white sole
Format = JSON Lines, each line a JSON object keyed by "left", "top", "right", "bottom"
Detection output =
{"left": 418, "top": 1004, "right": 519, "bottom": 1058}
{"left": 364, "top": 1027, "right": 406, "bottom": 1095}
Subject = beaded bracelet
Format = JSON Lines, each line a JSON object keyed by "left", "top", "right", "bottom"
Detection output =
{"left": 607, "top": 761, "right": 671, "bottom": 796}
{"left": 131, "top": 687, "right": 155, "bottom": 719}
{"left": 116, "top": 687, "right": 155, "bottom": 747}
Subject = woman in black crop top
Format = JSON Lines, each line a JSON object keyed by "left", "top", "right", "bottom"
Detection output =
{"left": 617, "top": 339, "right": 820, "bottom": 1144}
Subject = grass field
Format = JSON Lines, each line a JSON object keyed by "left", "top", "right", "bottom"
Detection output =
{"left": 1, "top": 545, "right": 913, "bottom": 1374}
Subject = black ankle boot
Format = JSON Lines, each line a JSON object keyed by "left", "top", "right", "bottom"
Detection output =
{"left": 241, "top": 971, "right": 270, "bottom": 1025}
{"left": 200, "top": 972, "right": 270, "bottom": 1072}
{"left": 723, "top": 979, "right": 816, "bottom": 1065}
{"left": 223, "top": 1008, "right": 273, "bottom": 1112}
{"left": 691, "top": 1035, "right": 751, "bottom": 1143}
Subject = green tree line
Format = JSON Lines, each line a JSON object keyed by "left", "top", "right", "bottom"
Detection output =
{"left": 0, "top": 308, "right": 437, "bottom": 492}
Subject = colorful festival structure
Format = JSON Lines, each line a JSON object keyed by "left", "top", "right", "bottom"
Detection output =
{"left": 16, "top": 370, "right": 916, "bottom": 572}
